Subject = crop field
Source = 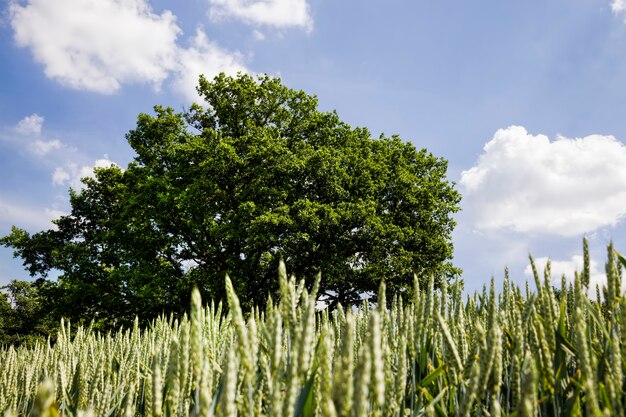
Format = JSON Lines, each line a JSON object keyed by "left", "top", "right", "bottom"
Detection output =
{"left": 1, "top": 245, "right": 626, "bottom": 417}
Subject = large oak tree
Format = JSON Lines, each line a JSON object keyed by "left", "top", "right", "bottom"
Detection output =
{"left": 2, "top": 73, "right": 461, "bottom": 326}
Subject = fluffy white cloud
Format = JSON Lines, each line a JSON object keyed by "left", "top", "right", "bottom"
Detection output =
{"left": 9, "top": 0, "right": 249, "bottom": 98}
{"left": 173, "top": 29, "right": 248, "bottom": 102}
{"left": 16, "top": 113, "right": 44, "bottom": 135}
{"left": 460, "top": 126, "right": 626, "bottom": 236}
{"left": 524, "top": 255, "right": 607, "bottom": 292}
{"left": 209, "top": 0, "right": 313, "bottom": 31}
{"left": 10, "top": 114, "right": 65, "bottom": 156}
{"left": 53, "top": 158, "right": 119, "bottom": 190}
{"left": 9, "top": 0, "right": 181, "bottom": 94}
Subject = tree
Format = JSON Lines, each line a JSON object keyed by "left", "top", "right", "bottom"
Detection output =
{"left": 0, "top": 279, "right": 54, "bottom": 345}
{"left": 1, "top": 73, "right": 461, "bottom": 326}
{"left": 0, "top": 287, "right": 10, "bottom": 343}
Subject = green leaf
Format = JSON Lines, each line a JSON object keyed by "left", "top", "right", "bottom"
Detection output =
{"left": 293, "top": 373, "right": 316, "bottom": 417}
{"left": 208, "top": 374, "right": 224, "bottom": 417}
{"left": 419, "top": 364, "right": 445, "bottom": 388}
{"left": 555, "top": 329, "right": 576, "bottom": 357}
{"left": 418, "top": 386, "right": 449, "bottom": 417}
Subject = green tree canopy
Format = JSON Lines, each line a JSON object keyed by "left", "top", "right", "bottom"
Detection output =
{"left": 1, "top": 73, "right": 461, "bottom": 326}
{"left": 0, "top": 279, "right": 54, "bottom": 345}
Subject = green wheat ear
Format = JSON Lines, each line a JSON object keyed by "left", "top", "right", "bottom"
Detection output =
{"left": 1, "top": 241, "right": 626, "bottom": 416}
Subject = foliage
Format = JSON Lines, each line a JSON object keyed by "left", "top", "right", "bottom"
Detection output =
{"left": 0, "top": 288, "right": 10, "bottom": 343}
{"left": 2, "top": 241, "right": 626, "bottom": 416}
{"left": 0, "top": 73, "right": 460, "bottom": 327}
{"left": 0, "top": 280, "right": 55, "bottom": 346}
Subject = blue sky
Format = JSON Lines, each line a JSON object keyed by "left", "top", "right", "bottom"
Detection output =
{"left": 2, "top": 0, "right": 626, "bottom": 293}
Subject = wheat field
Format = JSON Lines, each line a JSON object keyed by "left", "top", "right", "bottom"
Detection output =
{"left": 1, "top": 243, "right": 625, "bottom": 417}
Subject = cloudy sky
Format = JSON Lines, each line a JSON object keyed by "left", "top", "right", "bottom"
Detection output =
{"left": 2, "top": 0, "right": 626, "bottom": 293}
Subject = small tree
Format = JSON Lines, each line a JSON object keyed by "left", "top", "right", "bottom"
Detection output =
{"left": 0, "top": 280, "right": 54, "bottom": 345}
{"left": 1, "top": 73, "right": 461, "bottom": 326}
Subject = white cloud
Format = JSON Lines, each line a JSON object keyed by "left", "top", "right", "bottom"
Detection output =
{"left": 9, "top": 0, "right": 250, "bottom": 99}
{"left": 44, "top": 208, "right": 67, "bottom": 221}
{"left": 524, "top": 255, "right": 607, "bottom": 292}
{"left": 460, "top": 126, "right": 626, "bottom": 236}
{"left": 16, "top": 114, "right": 44, "bottom": 135}
{"left": 53, "top": 157, "right": 119, "bottom": 190}
{"left": 209, "top": 0, "right": 313, "bottom": 31}
{"left": 0, "top": 197, "right": 62, "bottom": 231}
{"left": 31, "top": 139, "right": 63, "bottom": 156}
{"left": 9, "top": 0, "right": 181, "bottom": 94}
{"left": 252, "top": 29, "right": 266, "bottom": 41}
{"left": 52, "top": 167, "right": 71, "bottom": 186}
{"left": 612, "top": 0, "right": 626, "bottom": 15}
{"left": 612, "top": 0, "right": 626, "bottom": 23}
{"left": 10, "top": 114, "right": 66, "bottom": 156}
{"left": 173, "top": 29, "right": 248, "bottom": 102}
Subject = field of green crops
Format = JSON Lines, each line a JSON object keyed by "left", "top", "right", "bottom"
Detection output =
{"left": 2, "top": 244, "right": 626, "bottom": 417}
